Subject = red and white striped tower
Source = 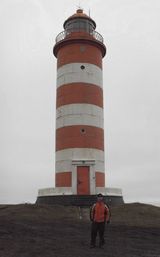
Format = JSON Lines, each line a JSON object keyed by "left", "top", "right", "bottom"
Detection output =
{"left": 53, "top": 9, "right": 106, "bottom": 195}
{"left": 37, "top": 9, "right": 124, "bottom": 205}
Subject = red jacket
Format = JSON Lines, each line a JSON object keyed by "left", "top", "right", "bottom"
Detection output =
{"left": 90, "top": 202, "right": 110, "bottom": 222}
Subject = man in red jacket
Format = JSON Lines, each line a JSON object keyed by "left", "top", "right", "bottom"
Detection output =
{"left": 90, "top": 193, "right": 110, "bottom": 248}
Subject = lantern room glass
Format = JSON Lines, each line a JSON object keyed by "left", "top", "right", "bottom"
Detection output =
{"left": 64, "top": 18, "right": 95, "bottom": 34}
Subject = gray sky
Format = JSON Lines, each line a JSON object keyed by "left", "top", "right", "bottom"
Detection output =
{"left": 0, "top": 0, "right": 160, "bottom": 205}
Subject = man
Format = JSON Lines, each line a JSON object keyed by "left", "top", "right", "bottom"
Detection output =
{"left": 90, "top": 193, "right": 110, "bottom": 248}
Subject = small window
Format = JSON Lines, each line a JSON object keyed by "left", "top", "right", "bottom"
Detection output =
{"left": 80, "top": 65, "right": 85, "bottom": 70}
{"left": 80, "top": 128, "right": 86, "bottom": 134}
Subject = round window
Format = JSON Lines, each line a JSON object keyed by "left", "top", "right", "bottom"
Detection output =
{"left": 80, "top": 128, "right": 86, "bottom": 134}
{"left": 80, "top": 65, "right": 85, "bottom": 70}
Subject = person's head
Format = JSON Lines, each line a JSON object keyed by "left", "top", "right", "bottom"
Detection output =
{"left": 97, "top": 193, "right": 103, "bottom": 202}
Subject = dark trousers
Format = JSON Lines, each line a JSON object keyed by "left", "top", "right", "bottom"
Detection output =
{"left": 91, "top": 221, "right": 105, "bottom": 246}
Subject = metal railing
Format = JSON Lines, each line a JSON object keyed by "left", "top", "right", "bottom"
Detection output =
{"left": 55, "top": 29, "right": 104, "bottom": 43}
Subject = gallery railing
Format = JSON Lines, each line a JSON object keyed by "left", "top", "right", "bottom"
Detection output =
{"left": 55, "top": 29, "right": 104, "bottom": 43}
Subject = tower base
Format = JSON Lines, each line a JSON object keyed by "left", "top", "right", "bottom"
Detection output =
{"left": 36, "top": 187, "right": 124, "bottom": 206}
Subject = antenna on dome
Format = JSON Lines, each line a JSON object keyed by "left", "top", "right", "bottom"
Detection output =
{"left": 76, "top": 1, "right": 81, "bottom": 9}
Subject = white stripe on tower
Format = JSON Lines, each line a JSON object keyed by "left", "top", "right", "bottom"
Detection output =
{"left": 56, "top": 104, "right": 104, "bottom": 129}
{"left": 56, "top": 148, "right": 104, "bottom": 173}
{"left": 56, "top": 160, "right": 104, "bottom": 173}
{"left": 57, "top": 63, "right": 102, "bottom": 88}
{"left": 56, "top": 148, "right": 104, "bottom": 161}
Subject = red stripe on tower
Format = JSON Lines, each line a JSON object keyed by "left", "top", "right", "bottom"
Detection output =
{"left": 57, "top": 83, "right": 103, "bottom": 108}
{"left": 56, "top": 126, "right": 104, "bottom": 151}
{"left": 56, "top": 43, "right": 103, "bottom": 68}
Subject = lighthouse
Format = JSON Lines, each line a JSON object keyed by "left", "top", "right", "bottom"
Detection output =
{"left": 37, "top": 9, "right": 123, "bottom": 205}
{"left": 54, "top": 8, "right": 106, "bottom": 195}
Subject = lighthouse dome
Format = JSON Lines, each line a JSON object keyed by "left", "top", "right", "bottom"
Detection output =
{"left": 63, "top": 9, "right": 96, "bottom": 34}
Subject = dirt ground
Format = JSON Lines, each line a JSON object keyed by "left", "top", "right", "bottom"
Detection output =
{"left": 0, "top": 203, "right": 160, "bottom": 257}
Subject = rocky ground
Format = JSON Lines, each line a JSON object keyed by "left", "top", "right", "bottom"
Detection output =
{"left": 0, "top": 203, "right": 160, "bottom": 257}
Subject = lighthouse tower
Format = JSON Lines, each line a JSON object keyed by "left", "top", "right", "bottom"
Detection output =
{"left": 37, "top": 9, "right": 123, "bottom": 205}
{"left": 54, "top": 8, "right": 106, "bottom": 195}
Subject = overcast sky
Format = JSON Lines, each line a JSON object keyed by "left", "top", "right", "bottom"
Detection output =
{"left": 0, "top": 0, "right": 160, "bottom": 205}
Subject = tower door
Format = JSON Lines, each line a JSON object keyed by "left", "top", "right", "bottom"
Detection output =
{"left": 77, "top": 166, "right": 90, "bottom": 195}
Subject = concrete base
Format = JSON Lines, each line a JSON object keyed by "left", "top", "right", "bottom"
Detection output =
{"left": 36, "top": 187, "right": 124, "bottom": 206}
{"left": 36, "top": 194, "right": 124, "bottom": 206}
